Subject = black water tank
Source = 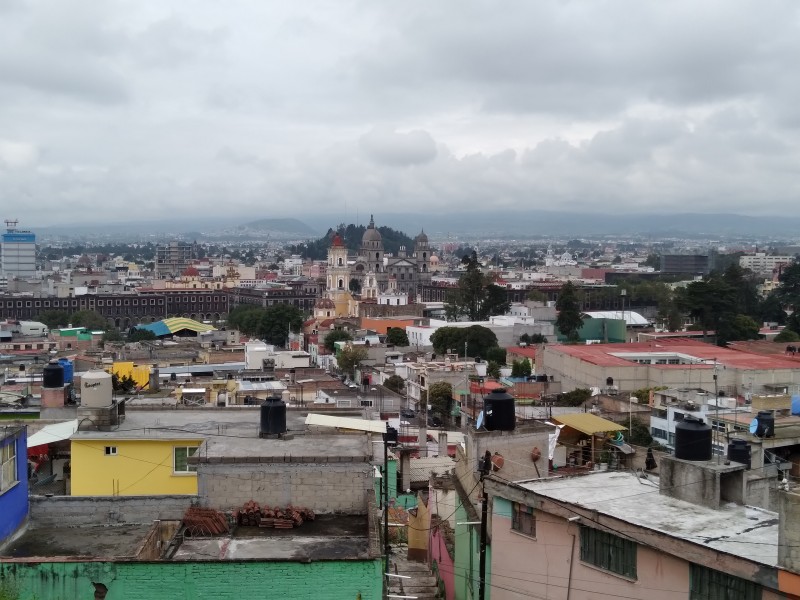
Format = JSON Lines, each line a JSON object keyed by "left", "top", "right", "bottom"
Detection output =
{"left": 385, "top": 426, "right": 399, "bottom": 445}
{"left": 42, "top": 360, "right": 65, "bottom": 389}
{"left": 484, "top": 388, "right": 516, "bottom": 431}
{"left": 674, "top": 416, "right": 712, "bottom": 461}
{"left": 756, "top": 410, "right": 775, "bottom": 438}
{"left": 727, "top": 439, "right": 752, "bottom": 469}
{"left": 260, "top": 396, "right": 287, "bottom": 436}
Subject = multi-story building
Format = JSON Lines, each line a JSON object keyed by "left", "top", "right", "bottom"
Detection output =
{"left": 740, "top": 252, "right": 795, "bottom": 275}
{"left": 227, "top": 285, "right": 317, "bottom": 313}
{"left": 154, "top": 241, "right": 197, "bottom": 279}
{"left": 1, "top": 221, "right": 36, "bottom": 280}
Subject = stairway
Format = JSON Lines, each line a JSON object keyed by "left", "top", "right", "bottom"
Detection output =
{"left": 387, "top": 547, "right": 442, "bottom": 600}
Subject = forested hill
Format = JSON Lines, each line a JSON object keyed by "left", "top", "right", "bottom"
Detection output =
{"left": 288, "top": 224, "right": 416, "bottom": 260}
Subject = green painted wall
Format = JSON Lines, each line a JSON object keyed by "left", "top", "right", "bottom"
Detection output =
{"left": 0, "top": 559, "right": 382, "bottom": 600}
{"left": 557, "top": 318, "right": 626, "bottom": 343}
{"left": 374, "top": 457, "right": 397, "bottom": 505}
{"left": 454, "top": 502, "right": 481, "bottom": 600}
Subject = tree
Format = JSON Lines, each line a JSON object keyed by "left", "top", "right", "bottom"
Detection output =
{"left": 776, "top": 261, "right": 800, "bottom": 312}
{"left": 718, "top": 314, "right": 760, "bottom": 343}
{"left": 643, "top": 253, "right": 661, "bottom": 269}
{"left": 70, "top": 310, "right": 110, "bottom": 330}
{"left": 259, "top": 304, "right": 304, "bottom": 346}
{"left": 486, "top": 361, "right": 501, "bottom": 378}
{"left": 557, "top": 388, "right": 592, "bottom": 407}
{"left": 511, "top": 358, "right": 533, "bottom": 378}
{"left": 102, "top": 329, "right": 123, "bottom": 343}
{"left": 112, "top": 373, "right": 136, "bottom": 393}
{"left": 526, "top": 289, "right": 548, "bottom": 303}
{"left": 445, "top": 251, "right": 510, "bottom": 321}
{"left": 485, "top": 346, "right": 506, "bottom": 365}
{"left": 386, "top": 327, "right": 409, "bottom": 347}
{"left": 348, "top": 278, "right": 362, "bottom": 294}
{"left": 775, "top": 329, "right": 800, "bottom": 343}
{"left": 428, "top": 381, "right": 453, "bottom": 420}
{"left": 129, "top": 329, "right": 157, "bottom": 342}
{"left": 324, "top": 329, "right": 354, "bottom": 353}
{"left": 430, "top": 325, "right": 499, "bottom": 359}
{"left": 555, "top": 282, "right": 584, "bottom": 342}
{"left": 337, "top": 345, "right": 368, "bottom": 378}
{"left": 384, "top": 374, "right": 406, "bottom": 394}
{"left": 628, "top": 417, "right": 654, "bottom": 447}
{"left": 36, "top": 310, "right": 71, "bottom": 329}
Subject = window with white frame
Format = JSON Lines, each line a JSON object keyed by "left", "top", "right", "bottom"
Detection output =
{"left": 174, "top": 446, "right": 199, "bottom": 473}
{"left": 1, "top": 441, "right": 18, "bottom": 493}
{"left": 104, "top": 446, "right": 117, "bottom": 456}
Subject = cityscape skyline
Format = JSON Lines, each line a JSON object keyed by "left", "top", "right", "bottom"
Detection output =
{"left": 2, "top": 1, "right": 800, "bottom": 225}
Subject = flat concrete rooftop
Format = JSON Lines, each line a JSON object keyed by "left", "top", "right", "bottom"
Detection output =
{"left": 173, "top": 515, "right": 371, "bottom": 561}
{"left": 1, "top": 524, "right": 152, "bottom": 560}
{"left": 519, "top": 471, "right": 779, "bottom": 566}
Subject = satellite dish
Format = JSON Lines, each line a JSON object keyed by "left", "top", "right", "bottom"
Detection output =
{"left": 476, "top": 411, "right": 485, "bottom": 430}
{"left": 749, "top": 418, "right": 759, "bottom": 435}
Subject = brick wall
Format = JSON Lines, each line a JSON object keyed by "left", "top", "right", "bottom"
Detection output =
{"left": 198, "top": 462, "right": 374, "bottom": 513}
{"left": 28, "top": 494, "right": 196, "bottom": 527}
{"left": 0, "top": 558, "right": 382, "bottom": 600}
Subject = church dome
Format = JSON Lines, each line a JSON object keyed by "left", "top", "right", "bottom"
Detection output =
{"left": 362, "top": 215, "right": 382, "bottom": 244}
{"left": 415, "top": 230, "right": 428, "bottom": 244}
{"left": 315, "top": 298, "right": 336, "bottom": 309}
{"left": 331, "top": 233, "right": 345, "bottom": 247}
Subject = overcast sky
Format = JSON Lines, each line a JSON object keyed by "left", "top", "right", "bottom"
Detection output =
{"left": 1, "top": 0, "right": 799, "bottom": 227}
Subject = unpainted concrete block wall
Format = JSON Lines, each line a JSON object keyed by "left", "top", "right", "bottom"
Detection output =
{"left": 28, "top": 495, "right": 196, "bottom": 526}
{"left": 198, "top": 462, "right": 373, "bottom": 513}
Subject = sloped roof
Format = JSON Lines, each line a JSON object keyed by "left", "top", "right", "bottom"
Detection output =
{"left": 136, "top": 317, "right": 216, "bottom": 337}
{"left": 553, "top": 413, "right": 626, "bottom": 435}
{"left": 582, "top": 310, "right": 649, "bottom": 326}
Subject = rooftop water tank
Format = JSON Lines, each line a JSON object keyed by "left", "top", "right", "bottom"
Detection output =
{"left": 57, "top": 358, "right": 74, "bottom": 384}
{"left": 674, "top": 416, "right": 712, "bottom": 461}
{"left": 483, "top": 388, "right": 516, "bottom": 431}
{"left": 727, "top": 439, "right": 751, "bottom": 469}
{"left": 81, "top": 370, "right": 113, "bottom": 407}
{"left": 42, "top": 360, "right": 65, "bottom": 389}
{"left": 260, "top": 396, "right": 287, "bottom": 437}
{"left": 756, "top": 410, "right": 775, "bottom": 438}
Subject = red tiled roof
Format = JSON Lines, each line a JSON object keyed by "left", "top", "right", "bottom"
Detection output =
{"left": 551, "top": 338, "right": 800, "bottom": 370}
{"left": 507, "top": 346, "right": 538, "bottom": 359}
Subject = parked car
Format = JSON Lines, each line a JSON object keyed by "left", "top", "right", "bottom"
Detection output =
{"left": 400, "top": 409, "right": 416, "bottom": 419}
{"left": 428, "top": 416, "right": 443, "bottom": 428}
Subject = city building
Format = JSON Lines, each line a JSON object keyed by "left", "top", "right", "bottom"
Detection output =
{"left": 154, "top": 241, "right": 198, "bottom": 279}
{"left": 0, "top": 426, "right": 28, "bottom": 544}
{"left": 1, "top": 220, "right": 36, "bottom": 280}
{"left": 740, "top": 253, "right": 795, "bottom": 276}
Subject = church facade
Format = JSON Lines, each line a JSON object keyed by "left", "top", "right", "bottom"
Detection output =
{"left": 315, "top": 216, "right": 432, "bottom": 318}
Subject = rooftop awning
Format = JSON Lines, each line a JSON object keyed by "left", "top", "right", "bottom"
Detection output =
{"left": 553, "top": 413, "right": 626, "bottom": 436}
{"left": 27, "top": 419, "right": 79, "bottom": 448}
{"left": 305, "top": 413, "right": 387, "bottom": 434}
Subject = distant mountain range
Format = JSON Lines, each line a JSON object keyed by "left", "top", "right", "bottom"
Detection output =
{"left": 30, "top": 210, "right": 800, "bottom": 242}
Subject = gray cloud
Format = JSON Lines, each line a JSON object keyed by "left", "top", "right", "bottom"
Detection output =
{"left": 0, "top": 0, "right": 799, "bottom": 226}
{"left": 359, "top": 127, "right": 437, "bottom": 166}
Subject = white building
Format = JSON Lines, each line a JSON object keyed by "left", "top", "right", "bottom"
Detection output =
{"left": 740, "top": 253, "right": 795, "bottom": 275}
{"left": 1, "top": 224, "right": 36, "bottom": 280}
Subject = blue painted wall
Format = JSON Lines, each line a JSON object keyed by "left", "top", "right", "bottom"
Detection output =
{"left": 0, "top": 428, "right": 29, "bottom": 543}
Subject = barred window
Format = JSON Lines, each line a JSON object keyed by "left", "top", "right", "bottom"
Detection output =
{"left": 512, "top": 502, "right": 535, "bottom": 537}
{"left": 580, "top": 526, "right": 637, "bottom": 579}
{"left": 690, "top": 564, "right": 759, "bottom": 600}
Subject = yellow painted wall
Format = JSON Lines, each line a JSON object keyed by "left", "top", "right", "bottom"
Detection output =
{"left": 70, "top": 438, "right": 202, "bottom": 496}
{"left": 111, "top": 362, "right": 151, "bottom": 389}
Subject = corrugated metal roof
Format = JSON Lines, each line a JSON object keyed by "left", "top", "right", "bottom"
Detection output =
{"left": 583, "top": 310, "right": 649, "bottom": 326}
{"left": 553, "top": 413, "right": 626, "bottom": 435}
{"left": 28, "top": 419, "right": 78, "bottom": 447}
{"left": 137, "top": 317, "right": 216, "bottom": 336}
{"left": 305, "top": 413, "right": 387, "bottom": 433}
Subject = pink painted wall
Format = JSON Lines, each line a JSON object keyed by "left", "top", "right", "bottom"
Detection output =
{"left": 430, "top": 527, "right": 455, "bottom": 600}
{"left": 490, "top": 512, "right": 690, "bottom": 600}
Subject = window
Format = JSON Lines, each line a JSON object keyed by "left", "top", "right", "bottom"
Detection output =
{"left": 690, "top": 564, "right": 759, "bottom": 600}
{"left": 104, "top": 446, "right": 117, "bottom": 456}
{"left": 1, "top": 441, "right": 17, "bottom": 493}
{"left": 511, "top": 502, "right": 535, "bottom": 537}
{"left": 174, "top": 446, "right": 199, "bottom": 473}
{"left": 580, "top": 526, "right": 637, "bottom": 579}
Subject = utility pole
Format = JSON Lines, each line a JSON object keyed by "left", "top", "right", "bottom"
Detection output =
{"left": 478, "top": 450, "right": 492, "bottom": 600}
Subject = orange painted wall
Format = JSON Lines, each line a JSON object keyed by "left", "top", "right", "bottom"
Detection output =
{"left": 360, "top": 317, "right": 417, "bottom": 335}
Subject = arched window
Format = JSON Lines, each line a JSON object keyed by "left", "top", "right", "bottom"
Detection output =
{"left": 375, "top": 252, "right": 379, "bottom": 260}
{"left": 338, "top": 278, "right": 344, "bottom": 289}
{"left": 338, "top": 257, "right": 343, "bottom": 266}
{"left": 423, "top": 252, "right": 427, "bottom": 259}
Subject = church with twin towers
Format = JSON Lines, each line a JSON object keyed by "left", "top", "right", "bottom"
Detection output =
{"left": 324, "top": 215, "right": 432, "bottom": 313}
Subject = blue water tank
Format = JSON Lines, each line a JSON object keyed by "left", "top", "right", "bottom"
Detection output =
{"left": 58, "top": 358, "right": 74, "bottom": 384}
